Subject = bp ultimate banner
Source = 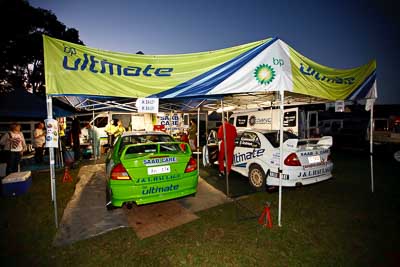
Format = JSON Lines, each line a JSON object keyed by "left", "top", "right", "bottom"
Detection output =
{"left": 43, "top": 35, "right": 376, "bottom": 101}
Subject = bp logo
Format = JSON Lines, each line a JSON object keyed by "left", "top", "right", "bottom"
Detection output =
{"left": 254, "top": 64, "right": 276, "bottom": 85}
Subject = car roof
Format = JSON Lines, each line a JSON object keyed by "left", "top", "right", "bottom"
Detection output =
{"left": 121, "top": 131, "right": 171, "bottom": 137}
{"left": 238, "top": 129, "right": 278, "bottom": 134}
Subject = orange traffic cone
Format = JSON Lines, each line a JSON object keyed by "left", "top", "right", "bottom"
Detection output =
{"left": 62, "top": 166, "right": 73, "bottom": 183}
{"left": 258, "top": 201, "right": 273, "bottom": 228}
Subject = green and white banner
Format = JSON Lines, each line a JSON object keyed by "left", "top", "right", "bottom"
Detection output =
{"left": 43, "top": 35, "right": 376, "bottom": 100}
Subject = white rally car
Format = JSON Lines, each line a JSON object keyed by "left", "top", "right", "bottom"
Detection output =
{"left": 203, "top": 129, "right": 333, "bottom": 190}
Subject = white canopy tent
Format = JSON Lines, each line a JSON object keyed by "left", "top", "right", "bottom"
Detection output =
{"left": 43, "top": 35, "right": 377, "bottom": 227}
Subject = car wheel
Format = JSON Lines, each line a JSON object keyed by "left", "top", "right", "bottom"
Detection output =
{"left": 394, "top": 150, "right": 400, "bottom": 162}
{"left": 248, "top": 164, "right": 266, "bottom": 191}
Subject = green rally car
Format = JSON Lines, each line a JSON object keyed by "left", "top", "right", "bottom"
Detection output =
{"left": 105, "top": 131, "right": 198, "bottom": 209}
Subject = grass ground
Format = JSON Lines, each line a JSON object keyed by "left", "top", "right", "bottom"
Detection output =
{"left": 0, "top": 150, "right": 399, "bottom": 266}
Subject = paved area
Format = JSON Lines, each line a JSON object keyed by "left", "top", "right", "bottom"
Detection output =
{"left": 124, "top": 201, "right": 199, "bottom": 240}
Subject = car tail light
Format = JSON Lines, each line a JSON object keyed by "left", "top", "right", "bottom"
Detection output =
{"left": 180, "top": 143, "right": 187, "bottom": 151}
{"left": 111, "top": 163, "right": 131, "bottom": 180}
{"left": 185, "top": 157, "right": 197, "bottom": 173}
{"left": 284, "top": 153, "right": 301, "bottom": 166}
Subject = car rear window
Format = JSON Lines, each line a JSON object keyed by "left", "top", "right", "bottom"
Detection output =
{"left": 264, "top": 131, "right": 298, "bottom": 148}
{"left": 119, "top": 134, "right": 175, "bottom": 153}
{"left": 124, "top": 143, "right": 184, "bottom": 157}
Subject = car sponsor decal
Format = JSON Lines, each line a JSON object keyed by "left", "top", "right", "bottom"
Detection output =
{"left": 142, "top": 184, "right": 179, "bottom": 195}
{"left": 297, "top": 167, "right": 331, "bottom": 178}
{"left": 143, "top": 157, "right": 177, "bottom": 166}
{"left": 233, "top": 148, "right": 265, "bottom": 164}
{"left": 234, "top": 163, "right": 247, "bottom": 168}
{"left": 300, "top": 149, "right": 329, "bottom": 156}
{"left": 135, "top": 174, "right": 182, "bottom": 184}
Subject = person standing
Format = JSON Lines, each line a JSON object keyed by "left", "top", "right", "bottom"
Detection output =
{"left": 105, "top": 119, "right": 116, "bottom": 146}
{"left": 114, "top": 120, "right": 126, "bottom": 139}
{"left": 217, "top": 118, "right": 237, "bottom": 176}
{"left": 85, "top": 123, "right": 102, "bottom": 159}
{"left": 188, "top": 119, "right": 197, "bottom": 151}
{"left": 0, "top": 123, "right": 27, "bottom": 174}
{"left": 58, "top": 117, "right": 67, "bottom": 146}
{"left": 33, "top": 122, "right": 46, "bottom": 163}
{"left": 70, "top": 117, "right": 81, "bottom": 161}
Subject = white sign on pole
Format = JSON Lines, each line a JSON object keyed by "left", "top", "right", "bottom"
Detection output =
{"left": 45, "top": 118, "right": 59, "bottom": 148}
{"left": 335, "top": 100, "right": 345, "bottom": 112}
{"left": 136, "top": 98, "right": 159, "bottom": 113}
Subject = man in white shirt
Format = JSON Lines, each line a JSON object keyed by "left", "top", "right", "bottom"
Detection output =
{"left": 33, "top": 122, "right": 46, "bottom": 163}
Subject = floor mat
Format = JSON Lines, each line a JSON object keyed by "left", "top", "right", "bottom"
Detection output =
{"left": 125, "top": 201, "right": 199, "bottom": 240}
{"left": 53, "top": 164, "right": 128, "bottom": 246}
{"left": 178, "top": 177, "right": 232, "bottom": 212}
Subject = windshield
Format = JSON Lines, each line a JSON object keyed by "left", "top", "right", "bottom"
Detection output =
{"left": 263, "top": 131, "right": 298, "bottom": 148}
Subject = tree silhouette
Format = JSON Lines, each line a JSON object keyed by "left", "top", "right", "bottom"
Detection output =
{"left": 0, "top": 0, "right": 84, "bottom": 95}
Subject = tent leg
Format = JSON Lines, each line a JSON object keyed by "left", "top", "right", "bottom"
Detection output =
{"left": 278, "top": 89, "right": 285, "bottom": 227}
{"left": 220, "top": 99, "right": 229, "bottom": 197}
{"left": 197, "top": 107, "right": 200, "bottom": 174}
{"left": 47, "top": 96, "right": 58, "bottom": 228}
{"left": 93, "top": 108, "right": 96, "bottom": 163}
{"left": 370, "top": 102, "right": 374, "bottom": 193}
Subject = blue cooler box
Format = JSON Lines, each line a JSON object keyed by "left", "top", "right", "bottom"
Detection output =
{"left": 2, "top": 171, "right": 32, "bottom": 196}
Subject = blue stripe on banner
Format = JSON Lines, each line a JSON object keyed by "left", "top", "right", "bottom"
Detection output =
{"left": 152, "top": 38, "right": 278, "bottom": 99}
{"left": 346, "top": 71, "right": 376, "bottom": 100}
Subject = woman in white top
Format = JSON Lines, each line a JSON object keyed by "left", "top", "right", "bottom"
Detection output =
{"left": 0, "top": 123, "right": 27, "bottom": 174}
{"left": 33, "top": 122, "right": 46, "bottom": 163}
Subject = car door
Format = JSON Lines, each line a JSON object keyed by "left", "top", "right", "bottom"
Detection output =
{"left": 233, "top": 131, "right": 261, "bottom": 167}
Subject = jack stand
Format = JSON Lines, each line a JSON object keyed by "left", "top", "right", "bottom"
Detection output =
{"left": 62, "top": 166, "right": 73, "bottom": 183}
{"left": 258, "top": 201, "right": 273, "bottom": 229}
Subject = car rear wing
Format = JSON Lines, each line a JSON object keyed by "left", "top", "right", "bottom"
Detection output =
{"left": 283, "top": 136, "right": 333, "bottom": 151}
{"left": 121, "top": 142, "right": 192, "bottom": 159}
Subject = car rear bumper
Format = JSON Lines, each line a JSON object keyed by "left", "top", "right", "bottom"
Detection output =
{"left": 267, "top": 163, "right": 333, "bottom": 187}
{"left": 109, "top": 171, "right": 198, "bottom": 207}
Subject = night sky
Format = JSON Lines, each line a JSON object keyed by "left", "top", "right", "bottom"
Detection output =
{"left": 30, "top": 0, "right": 399, "bottom": 104}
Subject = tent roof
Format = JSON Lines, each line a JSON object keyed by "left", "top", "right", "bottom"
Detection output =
{"left": 44, "top": 35, "right": 377, "bottom": 112}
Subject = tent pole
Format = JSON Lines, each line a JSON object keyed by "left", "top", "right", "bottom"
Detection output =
{"left": 93, "top": 108, "right": 96, "bottom": 164}
{"left": 220, "top": 99, "right": 229, "bottom": 197}
{"left": 278, "top": 88, "right": 285, "bottom": 227}
{"left": 370, "top": 101, "right": 374, "bottom": 193}
{"left": 169, "top": 111, "right": 173, "bottom": 135}
{"left": 46, "top": 96, "right": 58, "bottom": 228}
{"left": 205, "top": 112, "right": 208, "bottom": 142}
{"left": 197, "top": 107, "right": 200, "bottom": 174}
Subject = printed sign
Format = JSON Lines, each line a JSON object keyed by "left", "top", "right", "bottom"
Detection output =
{"left": 136, "top": 98, "right": 159, "bottom": 113}
{"left": 335, "top": 100, "right": 345, "bottom": 112}
{"left": 45, "top": 118, "right": 59, "bottom": 148}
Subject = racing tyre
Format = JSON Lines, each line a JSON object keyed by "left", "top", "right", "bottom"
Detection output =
{"left": 394, "top": 150, "right": 400, "bottom": 162}
{"left": 248, "top": 164, "right": 266, "bottom": 191}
